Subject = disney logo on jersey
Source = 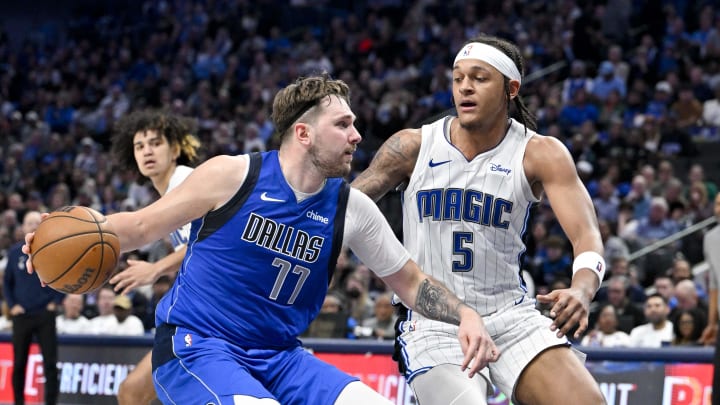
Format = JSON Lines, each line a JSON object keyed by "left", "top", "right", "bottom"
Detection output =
{"left": 489, "top": 163, "right": 511, "bottom": 175}
{"left": 416, "top": 188, "right": 513, "bottom": 229}
{"left": 242, "top": 213, "right": 324, "bottom": 263}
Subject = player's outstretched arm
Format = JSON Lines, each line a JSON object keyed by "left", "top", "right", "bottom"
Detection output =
{"left": 108, "top": 155, "right": 248, "bottom": 254}
{"left": 351, "top": 128, "right": 421, "bottom": 201}
{"left": 381, "top": 263, "right": 500, "bottom": 377}
{"left": 110, "top": 246, "right": 187, "bottom": 295}
{"left": 526, "top": 135, "right": 604, "bottom": 339}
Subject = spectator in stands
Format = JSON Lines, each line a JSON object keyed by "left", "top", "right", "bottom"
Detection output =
{"left": 302, "top": 292, "right": 353, "bottom": 339}
{"left": 358, "top": 293, "right": 396, "bottom": 340}
{"left": 593, "top": 177, "right": 620, "bottom": 223}
{"left": 581, "top": 304, "right": 630, "bottom": 347}
{"left": 672, "top": 279, "right": 708, "bottom": 322}
{"left": 672, "top": 308, "right": 705, "bottom": 346}
{"left": 56, "top": 294, "right": 90, "bottom": 335}
{"left": 670, "top": 258, "right": 708, "bottom": 300}
{"left": 598, "top": 219, "right": 629, "bottom": 266}
{"left": 591, "top": 275, "right": 645, "bottom": 334}
{"left": 559, "top": 88, "right": 599, "bottom": 133}
{"left": 624, "top": 197, "right": 682, "bottom": 286}
{"left": 671, "top": 85, "right": 704, "bottom": 130}
{"left": 623, "top": 175, "right": 652, "bottom": 221}
{"left": 592, "top": 61, "right": 627, "bottom": 102}
{"left": 687, "top": 163, "right": 718, "bottom": 201}
{"left": 561, "top": 60, "right": 594, "bottom": 104}
{"left": 537, "top": 235, "right": 573, "bottom": 287}
{"left": 702, "top": 82, "right": 720, "bottom": 127}
{"left": 339, "top": 269, "right": 374, "bottom": 326}
{"left": 3, "top": 211, "right": 63, "bottom": 405}
{"left": 654, "top": 275, "right": 678, "bottom": 309}
{"left": 629, "top": 294, "right": 674, "bottom": 348}
{"left": 646, "top": 81, "right": 673, "bottom": 119}
{"left": 87, "top": 286, "right": 116, "bottom": 332}
{"left": 91, "top": 295, "right": 145, "bottom": 336}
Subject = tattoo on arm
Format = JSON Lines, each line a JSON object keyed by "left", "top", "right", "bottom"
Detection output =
{"left": 414, "top": 278, "right": 463, "bottom": 325}
{"left": 351, "top": 131, "right": 420, "bottom": 201}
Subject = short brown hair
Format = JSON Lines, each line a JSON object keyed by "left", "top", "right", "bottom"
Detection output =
{"left": 271, "top": 73, "right": 350, "bottom": 142}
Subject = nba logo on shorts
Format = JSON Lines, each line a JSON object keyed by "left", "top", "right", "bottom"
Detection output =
{"left": 184, "top": 334, "right": 192, "bottom": 347}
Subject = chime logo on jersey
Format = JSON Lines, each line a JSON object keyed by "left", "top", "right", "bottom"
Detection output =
{"left": 241, "top": 212, "right": 325, "bottom": 263}
{"left": 416, "top": 188, "right": 513, "bottom": 228}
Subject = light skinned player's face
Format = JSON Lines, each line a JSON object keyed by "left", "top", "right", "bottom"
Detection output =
{"left": 306, "top": 95, "right": 361, "bottom": 178}
{"left": 133, "top": 130, "right": 178, "bottom": 179}
{"left": 452, "top": 59, "right": 515, "bottom": 130}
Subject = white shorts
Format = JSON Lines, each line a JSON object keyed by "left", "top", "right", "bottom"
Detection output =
{"left": 396, "top": 298, "right": 569, "bottom": 399}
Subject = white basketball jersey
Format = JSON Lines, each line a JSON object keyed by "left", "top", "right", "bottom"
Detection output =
{"left": 402, "top": 117, "right": 539, "bottom": 317}
{"left": 167, "top": 165, "right": 193, "bottom": 251}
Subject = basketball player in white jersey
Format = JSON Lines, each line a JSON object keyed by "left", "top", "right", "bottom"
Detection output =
{"left": 352, "top": 35, "right": 606, "bottom": 404}
{"left": 107, "top": 110, "right": 201, "bottom": 405}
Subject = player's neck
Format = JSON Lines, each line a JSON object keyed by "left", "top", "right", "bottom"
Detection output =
{"left": 277, "top": 148, "right": 326, "bottom": 194}
{"left": 450, "top": 117, "right": 511, "bottom": 159}
{"left": 150, "top": 164, "right": 177, "bottom": 196}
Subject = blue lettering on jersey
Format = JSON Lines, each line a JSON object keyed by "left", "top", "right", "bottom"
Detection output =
{"left": 169, "top": 228, "right": 189, "bottom": 249}
{"left": 242, "top": 213, "right": 325, "bottom": 263}
{"left": 417, "top": 188, "right": 513, "bottom": 229}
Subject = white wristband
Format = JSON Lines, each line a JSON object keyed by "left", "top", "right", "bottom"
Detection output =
{"left": 572, "top": 251, "right": 606, "bottom": 287}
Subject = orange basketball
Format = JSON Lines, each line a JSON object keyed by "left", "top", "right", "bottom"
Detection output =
{"left": 30, "top": 206, "right": 120, "bottom": 294}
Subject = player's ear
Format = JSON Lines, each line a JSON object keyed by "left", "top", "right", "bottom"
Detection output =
{"left": 295, "top": 122, "right": 312, "bottom": 146}
{"left": 508, "top": 79, "right": 520, "bottom": 99}
{"left": 171, "top": 142, "right": 181, "bottom": 161}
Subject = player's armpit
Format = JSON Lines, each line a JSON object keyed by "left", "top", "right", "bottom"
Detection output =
{"left": 351, "top": 128, "right": 421, "bottom": 201}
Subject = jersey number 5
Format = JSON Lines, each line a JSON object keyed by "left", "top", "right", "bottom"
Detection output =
{"left": 269, "top": 257, "right": 310, "bottom": 305}
{"left": 453, "top": 232, "right": 473, "bottom": 272}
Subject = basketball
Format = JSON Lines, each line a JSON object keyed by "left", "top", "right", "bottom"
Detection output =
{"left": 30, "top": 206, "right": 120, "bottom": 294}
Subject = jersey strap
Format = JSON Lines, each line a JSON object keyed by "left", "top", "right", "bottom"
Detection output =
{"left": 327, "top": 182, "right": 350, "bottom": 284}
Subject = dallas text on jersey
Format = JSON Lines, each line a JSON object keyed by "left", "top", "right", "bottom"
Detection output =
{"left": 241, "top": 212, "right": 325, "bottom": 263}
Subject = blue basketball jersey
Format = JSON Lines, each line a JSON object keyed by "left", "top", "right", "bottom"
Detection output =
{"left": 154, "top": 151, "right": 349, "bottom": 349}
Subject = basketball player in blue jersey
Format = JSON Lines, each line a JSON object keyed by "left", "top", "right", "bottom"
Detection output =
{"left": 106, "top": 110, "right": 201, "bottom": 405}
{"left": 25, "top": 74, "right": 500, "bottom": 405}
{"left": 352, "top": 35, "right": 607, "bottom": 405}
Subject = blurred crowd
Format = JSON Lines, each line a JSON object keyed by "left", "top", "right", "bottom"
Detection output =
{"left": 0, "top": 0, "right": 719, "bottom": 344}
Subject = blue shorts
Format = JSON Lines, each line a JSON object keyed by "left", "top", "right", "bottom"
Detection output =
{"left": 152, "top": 324, "right": 358, "bottom": 405}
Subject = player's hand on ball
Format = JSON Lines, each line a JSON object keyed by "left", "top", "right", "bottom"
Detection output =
{"left": 22, "top": 212, "right": 50, "bottom": 276}
{"left": 458, "top": 308, "right": 500, "bottom": 378}
{"left": 536, "top": 287, "right": 591, "bottom": 339}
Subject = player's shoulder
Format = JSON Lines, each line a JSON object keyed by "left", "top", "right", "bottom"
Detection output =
{"left": 524, "top": 133, "right": 573, "bottom": 167}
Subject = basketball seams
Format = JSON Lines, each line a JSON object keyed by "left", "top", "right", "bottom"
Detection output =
{"left": 30, "top": 206, "right": 120, "bottom": 294}
{"left": 39, "top": 241, "right": 115, "bottom": 285}
{"left": 82, "top": 206, "right": 108, "bottom": 293}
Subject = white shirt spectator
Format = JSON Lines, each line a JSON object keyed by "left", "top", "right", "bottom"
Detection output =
{"left": 57, "top": 314, "right": 91, "bottom": 334}
{"left": 88, "top": 314, "right": 145, "bottom": 336}
{"left": 581, "top": 330, "right": 631, "bottom": 347}
{"left": 628, "top": 322, "right": 674, "bottom": 348}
